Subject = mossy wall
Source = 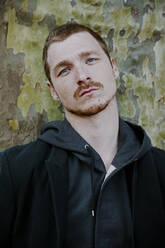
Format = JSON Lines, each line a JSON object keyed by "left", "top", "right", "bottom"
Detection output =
{"left": 0, "top": 0, "right": 165, "bottom": 150}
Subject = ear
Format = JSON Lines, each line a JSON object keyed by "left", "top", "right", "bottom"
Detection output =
{"left": 47, "top": 82, "right": 60, "bottom": 101}
{"left": 111, "top": 58, "right": 119, "bottom": 79}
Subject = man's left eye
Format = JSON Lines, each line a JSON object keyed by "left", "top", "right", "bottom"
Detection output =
{"left": 87, "top": 58, "right": 97, "bottom": 63}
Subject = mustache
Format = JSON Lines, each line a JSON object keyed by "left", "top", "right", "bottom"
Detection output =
{"left": 73, "top": 81, "right": 103, "bottom": 99}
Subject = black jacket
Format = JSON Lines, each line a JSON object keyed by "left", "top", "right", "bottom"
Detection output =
{"left": 0, "top": 119, "right": 165, "bottom": 248}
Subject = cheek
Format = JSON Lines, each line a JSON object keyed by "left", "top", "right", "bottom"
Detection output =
{"left": 94, "top": 63, "right": 113, "bottom": 78}
{"left": 57, "top": 76, "right": 77, "bottom": 96}
{"left": 57, "top": 84, "right": 74, "bottom": 102}
{"left": 58, "top": 87, "right": 69, "bottom": 99}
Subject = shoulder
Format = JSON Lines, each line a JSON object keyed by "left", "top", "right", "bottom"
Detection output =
{"left": 1, "top": 139, "right": 50, "bottom": 164}
{"left": 0, "top": 139, "right": 51, "bottom": 180}
{"left": 149, "top": 146, "right": 165, "bottom": 175}
{"left": 151, "top": 146, "right": 165, "bottom": 154}
{"left": 150, "top": 147, "right": 165, "bottom": 163}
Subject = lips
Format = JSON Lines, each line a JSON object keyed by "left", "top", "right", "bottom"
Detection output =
{"left": 79, "top": 88, "right": 98, "bottom": 97}
{"left": 73, "top": 82, "right": 103, "bottom": 99}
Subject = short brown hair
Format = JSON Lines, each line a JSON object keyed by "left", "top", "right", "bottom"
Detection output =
{"left": 43, "top": 23, "right": 111, "bottom": 84}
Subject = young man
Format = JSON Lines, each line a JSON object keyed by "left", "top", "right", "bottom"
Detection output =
{"left": 0, "top": 23, "right": 165, "bottom": 248}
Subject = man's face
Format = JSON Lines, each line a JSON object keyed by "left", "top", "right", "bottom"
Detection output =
{"left": 47, "top": 31, "right": 117, "bottom": 116}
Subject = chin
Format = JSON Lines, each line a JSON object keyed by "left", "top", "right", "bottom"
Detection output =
{"left": 66, "top": 99, "right": 110, "bottom": 116}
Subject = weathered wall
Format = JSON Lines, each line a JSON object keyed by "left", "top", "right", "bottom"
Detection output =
{"left": 0, "top": 0, "right": 165, "bottom": 151}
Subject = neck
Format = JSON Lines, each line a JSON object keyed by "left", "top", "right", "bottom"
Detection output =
{"left": 65, "top": 97, "right": 119, "bottom": 170}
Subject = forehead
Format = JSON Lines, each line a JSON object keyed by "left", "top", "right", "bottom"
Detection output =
{"left": 47, "top": 31, "right": 104, "bottom": 66}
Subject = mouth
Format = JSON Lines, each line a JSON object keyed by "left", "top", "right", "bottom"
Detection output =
{"left": 79, "top": 88, "right": 98, "bottom": 97}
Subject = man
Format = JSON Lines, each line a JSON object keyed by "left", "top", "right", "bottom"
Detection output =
{"left": 0, "top": 23, "right": 165, "bottom": 248}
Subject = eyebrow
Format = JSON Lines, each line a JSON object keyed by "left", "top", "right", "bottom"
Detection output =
{"left": 79, "top": 50, "right": 99, "bottom": 58}
{"left": 53, "top": 50, "right": 99, "bottom": 75}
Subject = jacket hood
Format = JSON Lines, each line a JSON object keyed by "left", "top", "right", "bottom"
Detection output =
{"left": 39, "top": 119, "right": 92, "bottom": 163}
{"left": 112, "top": 118, "right": 152, "bottom": 169}
{"left": 38, "top": 117, "right": 152, "bottom": 167}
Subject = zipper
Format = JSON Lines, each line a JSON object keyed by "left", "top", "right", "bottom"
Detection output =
{"left": 85, "top": 144, "right": 96, "bottom": 247}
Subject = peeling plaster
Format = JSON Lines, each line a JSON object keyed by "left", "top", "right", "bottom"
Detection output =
{"left": 9, "top": 120, "right": 19, "bottom": 131}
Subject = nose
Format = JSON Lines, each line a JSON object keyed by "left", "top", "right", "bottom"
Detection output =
{"left": 76, "top": 64, "right": 91, "bottom": 86}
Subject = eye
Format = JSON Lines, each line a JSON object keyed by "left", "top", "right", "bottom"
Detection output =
{"left": 58, "top": 67, "right": 71, "bottom": 76}
{"left": 86, "top": 58, "right": 97, "bottom": 64}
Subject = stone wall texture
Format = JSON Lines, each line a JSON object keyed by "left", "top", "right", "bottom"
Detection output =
{"left": 0, "top": 0, "right": 165, "bottom": 151}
